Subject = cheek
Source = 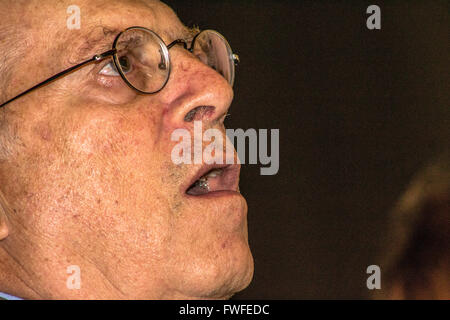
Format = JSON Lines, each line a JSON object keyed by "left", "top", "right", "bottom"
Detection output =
{"left": 72, "top": 120, "right": 137, "bottom": 156}
{"left": 65, "top": 113, "right": 163, "bottom": 203}
{"left": 65, "top": 108, "right": 161, "bottom": 166}
{"left": 54, "top": 114, "right": 177, "bottom": 269}
{"left": 33, "top": 121, "right": 53, "bottom": 142}
{"left": 56, "top": 109, "right": 171, "bottom": 224}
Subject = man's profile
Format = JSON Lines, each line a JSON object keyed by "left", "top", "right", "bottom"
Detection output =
{"left": 0, "top": 0, "right": 253, "bottom": 300}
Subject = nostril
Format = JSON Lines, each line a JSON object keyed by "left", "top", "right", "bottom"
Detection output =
{"left": 184, "top": 106, "right": 215, "bottom": 122}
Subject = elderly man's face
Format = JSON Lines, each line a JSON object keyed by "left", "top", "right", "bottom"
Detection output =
{"left": 0, "top": 0, "right": 253, "bottom": 299}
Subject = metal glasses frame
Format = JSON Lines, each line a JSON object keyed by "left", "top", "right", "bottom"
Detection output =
{"left": 0, "top": 26, "right": 240, "bottom": 109}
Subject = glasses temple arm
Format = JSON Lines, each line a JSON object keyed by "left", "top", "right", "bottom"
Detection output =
{"left": 0, "top": 49, "right": 116, "bottom": 109}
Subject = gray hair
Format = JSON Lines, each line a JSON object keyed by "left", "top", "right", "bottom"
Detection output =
{"left": 0, "top": 22, "right": 30, "bottom": 160}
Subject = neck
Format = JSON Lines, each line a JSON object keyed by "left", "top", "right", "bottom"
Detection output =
{"left": 0, "top": 244, "right": 43, "bottom": 299}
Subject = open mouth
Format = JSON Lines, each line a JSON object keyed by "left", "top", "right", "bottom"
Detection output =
{"left": 185, "top": 165, "right": 240, "bottom": 196}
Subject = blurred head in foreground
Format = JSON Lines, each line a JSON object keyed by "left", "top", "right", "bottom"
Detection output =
{"left": 376, "top": 153, "right": 449, "bottom": 299}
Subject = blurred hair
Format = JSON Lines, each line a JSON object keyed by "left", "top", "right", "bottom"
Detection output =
{"left": 375, "top": 152, "right": 450, "bottom": 299}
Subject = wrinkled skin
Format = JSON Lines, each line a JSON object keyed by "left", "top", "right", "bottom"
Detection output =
{"left": 0, "top": 0, "right": 253, "bottom": 299}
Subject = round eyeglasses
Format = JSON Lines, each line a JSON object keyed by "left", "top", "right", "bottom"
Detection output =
{"left": 0, "top": 26, "right": 240, "bottom": 108}
{"left": 99, "top": 27, "right": 239, "bottom": 94}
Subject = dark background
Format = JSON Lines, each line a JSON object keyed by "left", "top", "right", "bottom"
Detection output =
{"left": 164, "top": 0, "right": 449, "bottom": 299}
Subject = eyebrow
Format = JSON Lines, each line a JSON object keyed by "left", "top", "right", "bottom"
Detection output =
{"left": 75, "top": 26, "right": 122, "bottom": 60}
{"left": 182, "top": 26, "right": 201, "bottom": 41}
{"left": 75, "top": 25, "right": 201, "bottom": 61}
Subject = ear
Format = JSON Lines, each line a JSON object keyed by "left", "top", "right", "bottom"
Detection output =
{"left": 0, "top": 190, "right": 10, "bottom": 240}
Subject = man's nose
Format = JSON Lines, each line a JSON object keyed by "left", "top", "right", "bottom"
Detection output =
{"left": 157, "top": 48, "right": 234, "bottom": 126}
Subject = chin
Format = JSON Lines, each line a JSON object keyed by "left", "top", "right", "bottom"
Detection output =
{"left": 161, "top": 162, "right": 254, "bottom": 299}
{"left": 208, "top": 245, "right": 254, "bottom": 299}
{"left": 168, "top": 237, "right": 254, "bottom": 300}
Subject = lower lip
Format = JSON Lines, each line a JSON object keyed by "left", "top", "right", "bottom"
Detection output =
{"left": 183, "top": 190, "right": 247, "bottom": 232}
{"left": 184, "top": 190, "right": 242, "bottom": 199}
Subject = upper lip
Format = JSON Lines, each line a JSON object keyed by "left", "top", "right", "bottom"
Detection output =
{"left": 181, "top": 163, "right": 241, "bottom": 195}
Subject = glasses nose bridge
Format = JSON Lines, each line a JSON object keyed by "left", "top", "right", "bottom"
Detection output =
{"left": 167, "top": 39, "right": 190, "bottom": 51}
{"left": 166, "top": 39, "right": 201, "bottom": 72}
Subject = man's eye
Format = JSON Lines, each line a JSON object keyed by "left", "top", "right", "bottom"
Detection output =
{"left": 99, "top": 56, "right": 132, "bottom": 76}
{"left": 118, "top": 56, "right": 132, "bottom": 72}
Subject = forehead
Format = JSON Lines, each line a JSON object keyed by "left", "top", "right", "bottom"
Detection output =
{"left": 81, "top": 0, "right": 189, "bottom": 39}
{"left": 78, "top": 0, "right": 191, "bottom": 53}
{"left": 28, "top": 0, "right": 192, "bottom": 59}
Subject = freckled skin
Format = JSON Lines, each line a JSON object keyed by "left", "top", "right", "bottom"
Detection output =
{"left": 0, "top": 0, "right": 253, "bottom": 299}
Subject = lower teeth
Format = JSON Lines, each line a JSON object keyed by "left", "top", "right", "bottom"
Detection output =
{"left": 187, "top": 169, "right": 224, "bottom": 195}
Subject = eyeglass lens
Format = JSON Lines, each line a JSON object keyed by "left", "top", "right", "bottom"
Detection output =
{"left": 113, "top": 28, "right": 235, "bottom": 93}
